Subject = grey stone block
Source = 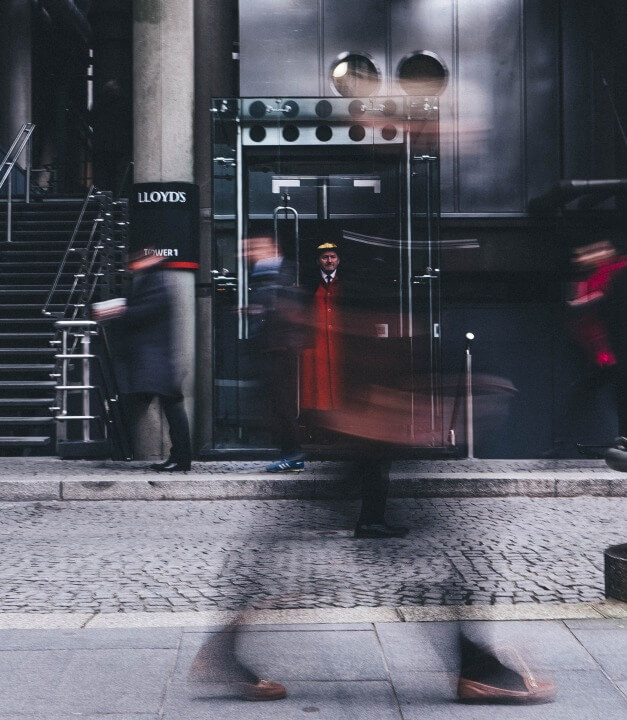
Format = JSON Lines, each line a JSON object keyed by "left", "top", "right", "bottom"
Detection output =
{"left": 0, "top": 627, "right": 183, "bottom": 651}
{"left": 175, "top": 629, "right": 388, "bottom": 683}
{"left": 0, "top": 480, "right": 60, "bottom": 501}
{"left": 59, "top": 648, "right": 176, "bottom": 715}
{"left": 555, "top": 478, "right": 613, "bottom": 497}
{"left": 392, "top": 670, "right": 627, "bottom": 720}
{"left": 566, "top": 623, "right": 627, "bottom": 680}
{"left": 164, "top": 680, "right": 402, "bottom": 720}
{"left": 376, "top": 620, "right": 598, "bottom": 677}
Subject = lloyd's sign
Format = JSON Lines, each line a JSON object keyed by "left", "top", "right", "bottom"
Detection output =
{"left": 129, "top": 182, "right": 199, "bottom": 269}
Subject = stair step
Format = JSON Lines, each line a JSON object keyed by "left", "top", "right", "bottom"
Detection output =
{"left": 0, "top": 436, "right": 51, "bottom": 446}
{"left": 0, "top": 333, "right": 55, "bottom": 339}
{"left": 0, "top": 380, "right": 56, "bottom": 388}
{"left": 0, "top": 416, "right": 53, "bottom": 425}
{"left": 0, "top": 398, "right": 54, "bottom": 406}
{"left": 0, "top": 364, "right": 56, "bottom": 371}
{"left": 0, "top": 348, "right": 57, "bottom": 354}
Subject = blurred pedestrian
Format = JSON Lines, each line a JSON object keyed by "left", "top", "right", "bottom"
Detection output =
{"left": 246, "top": 236, "right": 307, "bottom": 472}
{"left": 92, "top": 250, "right": 192, "bottom": 471}
{"left": 301, "top": 241, "right": 407, "bottom": 538}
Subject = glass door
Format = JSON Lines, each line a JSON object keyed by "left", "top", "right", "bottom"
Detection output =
{"left": 211, "top": 97, "right": 444, "bottom": 452}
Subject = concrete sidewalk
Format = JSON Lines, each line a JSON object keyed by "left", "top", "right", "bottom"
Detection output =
{"left": 1, "top": 608, "right": 625, "bottom": 719}
{"left": 1, "top": 457, "right": 626, "bottom": 501}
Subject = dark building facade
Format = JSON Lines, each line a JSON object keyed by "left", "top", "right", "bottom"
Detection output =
{"left": 1, "top": 0, "right": 625, "bottom": 458}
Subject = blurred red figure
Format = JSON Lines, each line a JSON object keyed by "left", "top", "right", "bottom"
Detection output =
{"left": 567, "top": 241, "right": 627, "bottom": 367}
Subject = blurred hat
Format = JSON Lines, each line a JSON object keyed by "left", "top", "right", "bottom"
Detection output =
{"left": 316, "top": 242, "right": 339, "bottom": 254}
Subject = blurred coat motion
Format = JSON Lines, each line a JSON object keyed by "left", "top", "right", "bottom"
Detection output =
{"left": 246, "top": 236, "right": 307, "bottom": 460}
{"left": 94, "top": 252, "right": 192, "bottom": 470}
{"left": 567, "top": 241, "right": 627, "bottom": 369}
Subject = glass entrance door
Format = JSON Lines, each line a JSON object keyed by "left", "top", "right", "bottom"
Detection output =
{"left": 211, "top": 97, "right": 444, "bottom": 452}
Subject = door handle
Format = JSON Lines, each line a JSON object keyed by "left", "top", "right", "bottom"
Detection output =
{"left": 412, "top": 269, "right": 439, "bottom": 283}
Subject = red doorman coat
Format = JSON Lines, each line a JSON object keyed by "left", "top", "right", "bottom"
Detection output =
{"left": 300, "top": 274, "right": 343, "bottom": 410}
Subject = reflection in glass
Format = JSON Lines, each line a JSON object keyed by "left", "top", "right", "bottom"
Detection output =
{"left": 398, "top": 52, "right": 448, "bottom": 96}
{"left": 331, "top": 54, "right": 380, "bottom": 97}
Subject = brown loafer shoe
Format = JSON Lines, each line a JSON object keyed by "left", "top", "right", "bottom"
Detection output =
{"left": 458, "top": 675, "right": 556, "bottom": 704}
{"left": 238, "top": 679, "right": 287, "bottom": 701}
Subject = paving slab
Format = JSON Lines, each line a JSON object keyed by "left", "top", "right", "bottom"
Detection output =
{"left": 565, "top": 622, "right": 627, "bottom": 680}
{"left": 392, "top": 670, "right": 627, "bottom": 720}
{"left": 0, "top": 626, "right": 183, "bottom": 650}
{"left": 174, "top": 629, "right": 388, "bottom": 682}
{"left": 375, "top": 620, "right": 598, "bottom": 675}
{"left": 164, "top": 680, "right": 403, "bottom": 720}
{"left": 0, "top": 647, "right": 177, "bottom": 716}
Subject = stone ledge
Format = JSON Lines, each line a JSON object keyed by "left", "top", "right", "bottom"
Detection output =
{"left": 1, "top": 602, "right": 625, "bottom": 630}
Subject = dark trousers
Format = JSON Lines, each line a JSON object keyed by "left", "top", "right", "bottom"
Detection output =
{"left": 132, "top": 393, "right": 192, "bottom": 464}
{"left": 265, "top": 350, "right": 301, "bottom": 456}
{"left": 351, "top": 455, "right": 391, "bottom": 525}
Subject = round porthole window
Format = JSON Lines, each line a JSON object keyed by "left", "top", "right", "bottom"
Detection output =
{"left": 397, "top": 51, "right": 448, "bottom": 96}
{"left": 249, "top": 126, "right": 266, "bottom": 143}
{"left": 331, "top": 53, "right": 380, "bottom": 97}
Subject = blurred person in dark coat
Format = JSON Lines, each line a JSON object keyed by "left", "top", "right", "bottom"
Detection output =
{"left": 92, "top": 250, "right": 192, "bottom": 471}
{"left": 246, "top": 236, "right": 307, "bottom": 472}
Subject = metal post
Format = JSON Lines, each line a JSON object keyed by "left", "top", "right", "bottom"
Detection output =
{"left": 26, "top": 140, "right": 31, "bottom": 204}
{"left": 465, "top": 332, "right": 475, "bottom": 459}
{"left": 60, "top": 329, "right": 69, "bottom": 415}
{"left": 82, "top": 333, "right": 91, "bottom": 441}
{"left": 7, "top": 171, "right": 12, "bottom": 243}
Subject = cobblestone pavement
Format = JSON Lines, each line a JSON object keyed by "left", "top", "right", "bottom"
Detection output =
{"left": 1, "top": 497, "right": 624, "bottom": 613}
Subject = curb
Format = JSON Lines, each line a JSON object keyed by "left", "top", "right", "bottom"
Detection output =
{"left": 0, "top": 469, "right": 625, "bottom": 501}
{"left": 0, "top": 601, "right": 626, "bottom": 630}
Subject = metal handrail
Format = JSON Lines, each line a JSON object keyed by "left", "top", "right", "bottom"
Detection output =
{"left": 42, "top": 185, "right": 97, "bottom": 315}
{"left": 447, "top": 332, "right": 475, "bottom": 457}
{"left": 0, "top": 123, "right": 36, "bottom": 242}
{"left": 53, "top": 319, "right": 132, "bottom": 459}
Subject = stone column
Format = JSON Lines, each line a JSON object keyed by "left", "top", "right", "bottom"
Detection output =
{"left": 132, "top": 0, "right": 195, "bottom": 459}
{"left": 0, "top": 0, "right": 31, "bottom": 151}
{"left": 193, "top": 0, "right": 237, "bottom": 456}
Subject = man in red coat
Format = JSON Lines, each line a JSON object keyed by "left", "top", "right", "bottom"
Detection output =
{"left": 301, "top": 242, "right": 407, "bottom": 539}
{"left": 300, "top": 243, "right": 343, "bottom": 412}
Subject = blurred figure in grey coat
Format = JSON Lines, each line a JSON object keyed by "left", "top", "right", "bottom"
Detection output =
{"left": 92, "top": 251, "right": 192, "bottom": 471}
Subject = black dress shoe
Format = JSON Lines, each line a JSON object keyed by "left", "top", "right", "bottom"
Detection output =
{"left": 149, "top": 460, "right": 191, "bottom": 472}
{"left": 354, "top": 522, "right": 409, "bottom": 539}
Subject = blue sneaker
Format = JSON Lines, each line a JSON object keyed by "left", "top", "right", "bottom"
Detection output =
{"left": 266, "top": 456, "right": 305, "bottom": 473}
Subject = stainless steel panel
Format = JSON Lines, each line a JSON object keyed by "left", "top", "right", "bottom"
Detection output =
{"left": 242, "top": 121, "right": 405, "bottom": 147}
{"left": 524, "top": 0, "right": 560, "bottom": 204}
{"left": 322, "top": 0, "right": 389, "bottom": 96}
{"left": 328, "top": 173, "right": 397, "bottom": 218}
{"left": 239, "top": 0, "right": 320, "bottom": 96}
{"left": 561, "top": 1, "right": 594, "bottom": 179}
{"left": 247, "top": 172, "right": 318, "bottom": 218}
{"left": 240, "top": 97, "right": 406, "bottom": 147}
{"left": 457, "top": 0, "right": 524, "bottom": 212}
{"left": 391, "top": 0, "right": 455, "bottom": 212}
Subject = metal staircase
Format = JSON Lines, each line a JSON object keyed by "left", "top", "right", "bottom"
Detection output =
{"left": 0, "top": 193, "right": 128, "bottom": 455}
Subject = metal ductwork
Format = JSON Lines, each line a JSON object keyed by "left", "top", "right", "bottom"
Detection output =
{"left": 41, "top": 0, "right": 92, "bottom": 44}
{"left": 240, "top": 96, "right": 437, "bottom": 147}
{"left": 528, "top": 179, "right": 627, "bottom": 212}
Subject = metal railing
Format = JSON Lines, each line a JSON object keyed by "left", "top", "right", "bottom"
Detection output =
{"left": 0, "top": 123, "right": 36, "bottom": 242}
{"left": 52, "top": 320, "right": 132, "bottom": 459}
{"left": 447, "top": 332, "right": 475, "bottom": 458}
{"left": 41, "top": 186, "right": 118, "bottom": 320}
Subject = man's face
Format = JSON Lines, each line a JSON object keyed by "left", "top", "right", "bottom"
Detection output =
{"left": 317, "top": 251, "right": 340, "bottom": 274}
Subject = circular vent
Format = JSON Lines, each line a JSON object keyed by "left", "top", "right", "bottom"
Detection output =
{"left": 397, "top": 52, "right": 448, "bottom": 96}
{"left": 331, "top": 53, "right": 380, "bottom": 97}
